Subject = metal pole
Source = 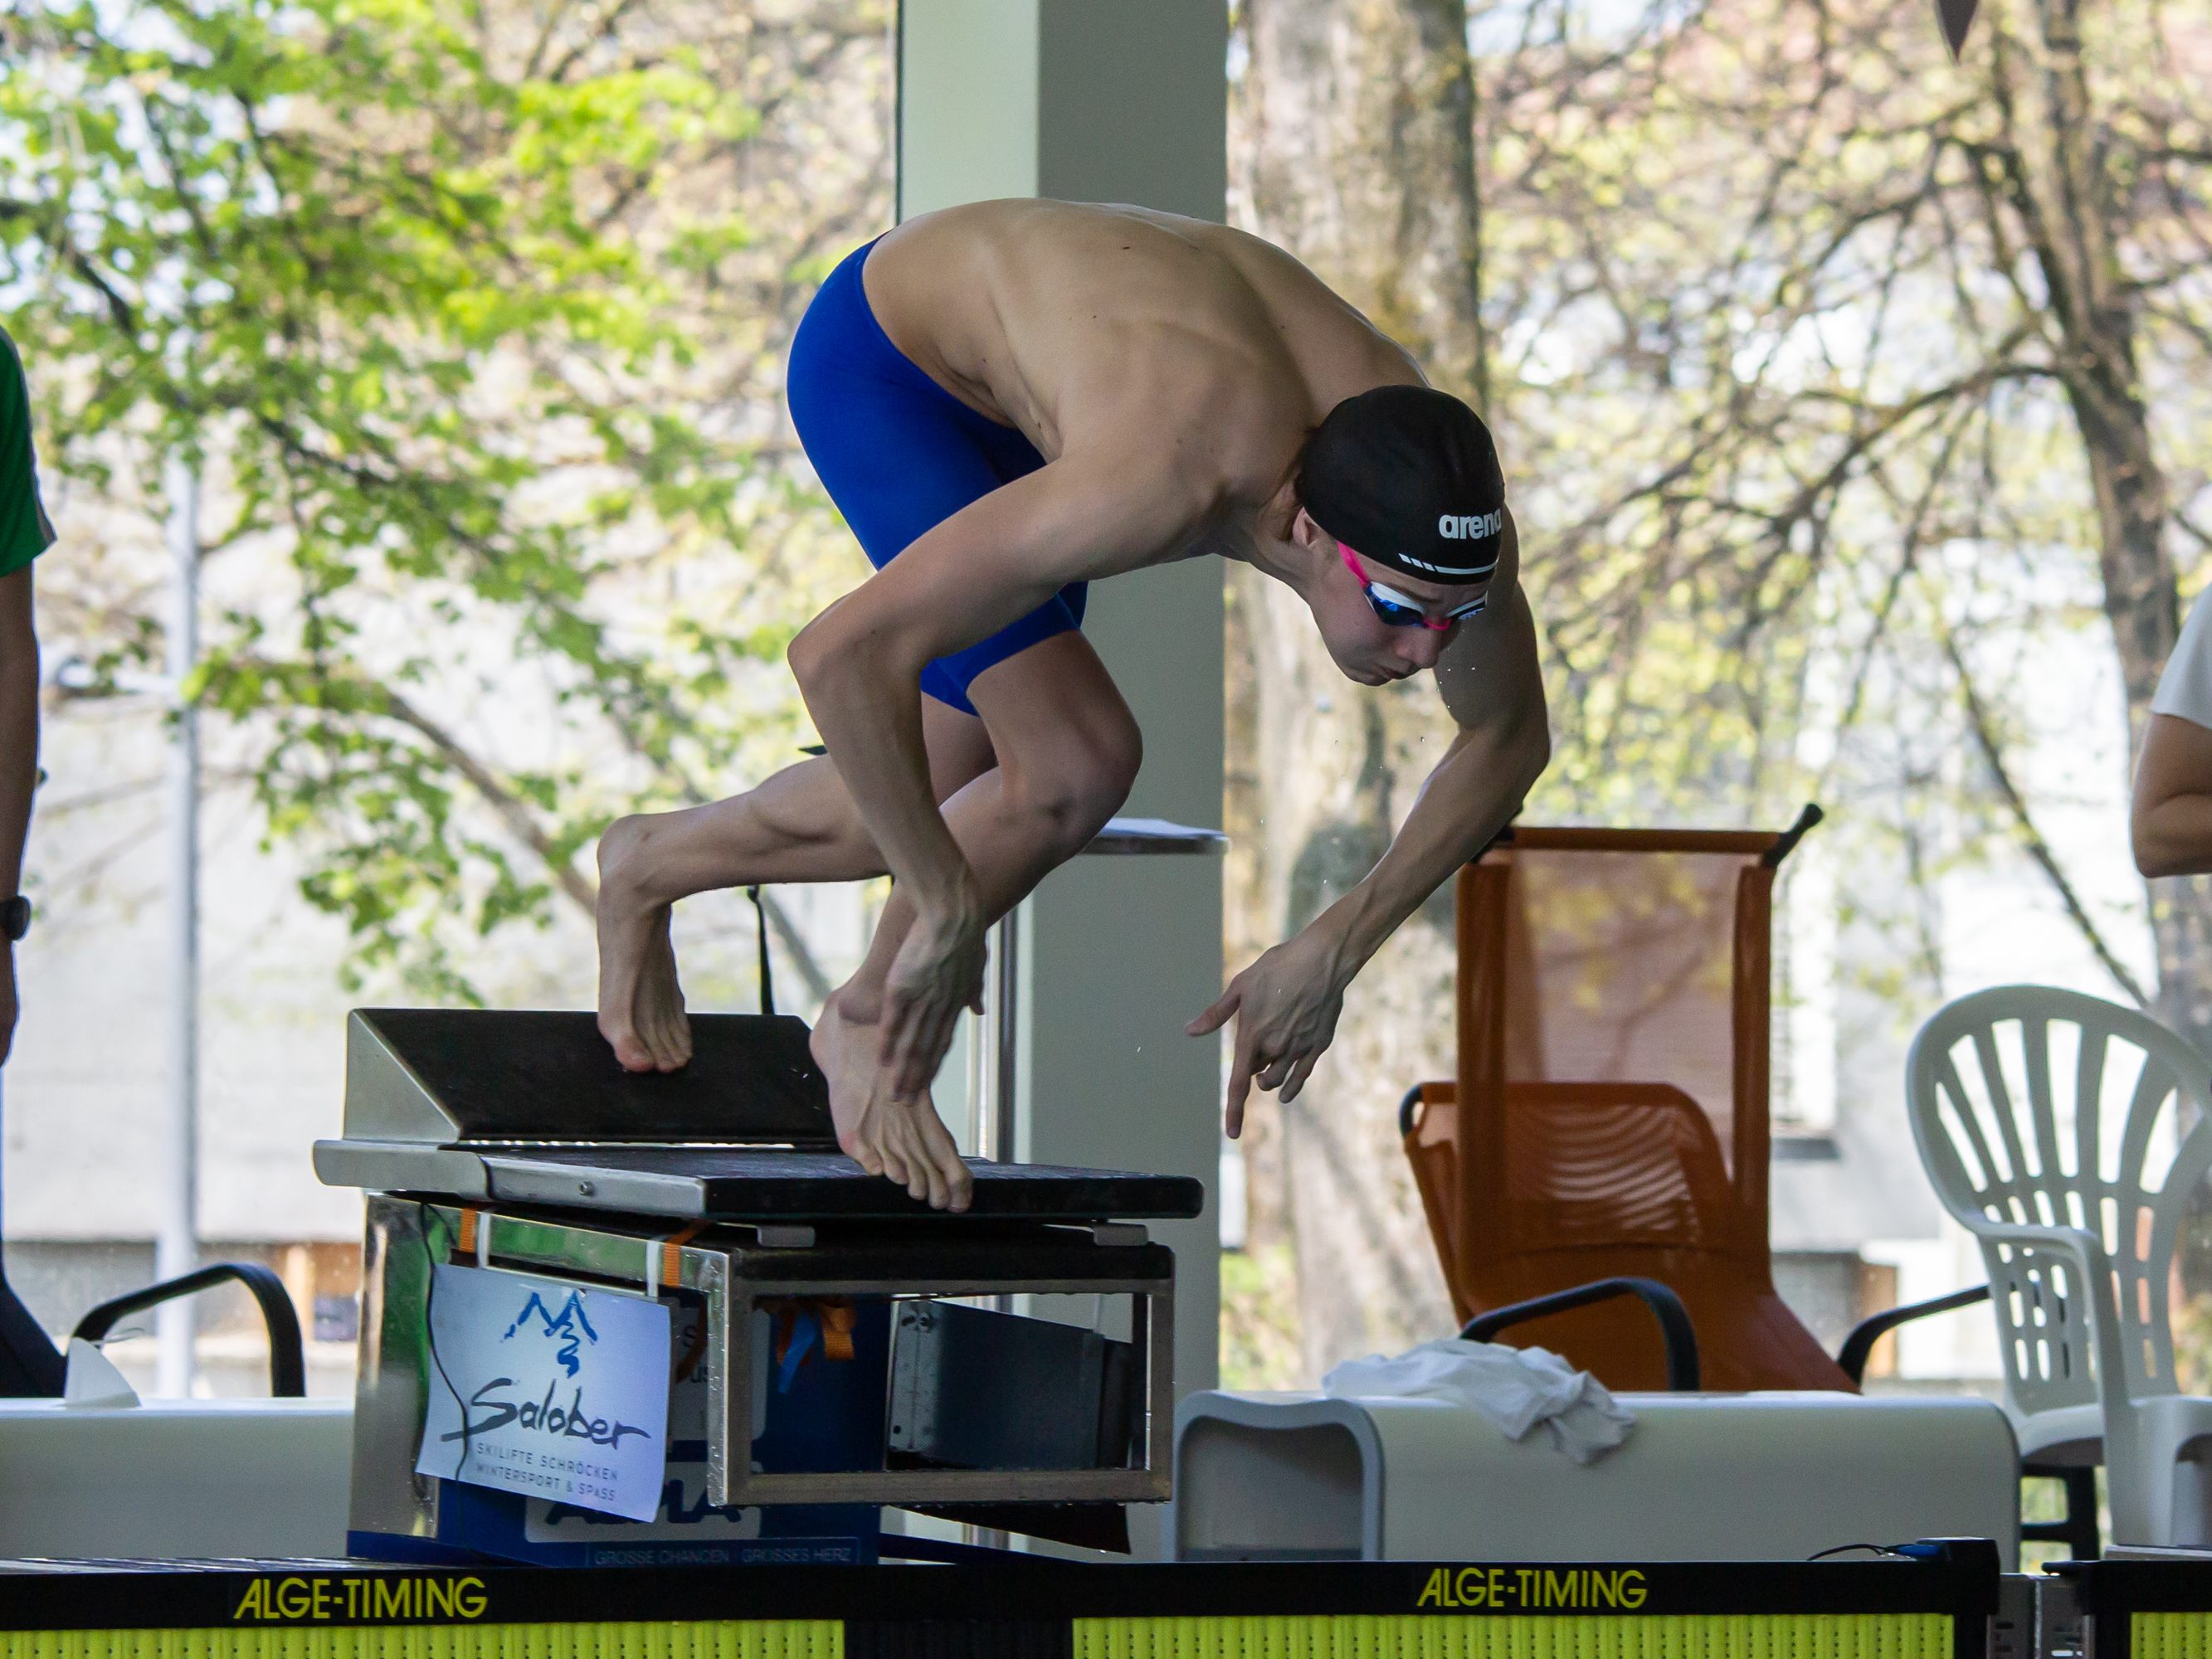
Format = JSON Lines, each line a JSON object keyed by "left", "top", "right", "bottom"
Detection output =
{"left": 975, "top": 907, "right": 1020, "bottom": 1554}
{"left": 992, "top": 907, "right": 1019, "bottom": 1164}
{"left": 964, "top": 953, "right": 987, "bottom": 1159}
{"left": 972, "top": 911, "right": 1021, "bottom": 1161}
{"left": 156, "top": 454, "right": 199, "bottom": 1397}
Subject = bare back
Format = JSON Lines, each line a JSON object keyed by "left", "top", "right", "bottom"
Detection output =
{"left": 863, "top": 201, "right": 1421, "bottom": 511}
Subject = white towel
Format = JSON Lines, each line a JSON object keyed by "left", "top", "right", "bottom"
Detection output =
{"left": 62, "top": 1337, "right": 140, "bottom": 1409}
{"left": 1322, "top": 1336, "right": 1635, "bottom": 1464}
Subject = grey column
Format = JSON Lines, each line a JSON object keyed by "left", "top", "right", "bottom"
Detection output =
{"left": 898, "top": 0, "right": 1230, "bottom": 1542}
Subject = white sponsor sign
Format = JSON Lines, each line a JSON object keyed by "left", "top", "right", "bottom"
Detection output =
{"left": 524, "top": 1306, "right": 772, "bottom": 1545}
{"left": 417, "top": 1263, "right": 672, "bottom": 1522}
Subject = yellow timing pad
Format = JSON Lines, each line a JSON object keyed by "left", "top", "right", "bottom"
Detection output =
{"left": 2138, "top": 1613, "right": 2212, "bottom": 1657}
{"left": 2, "top": 1615, "right": 1955, "bottom": 1659}
{"left": 1074, "top": 1614, "right": 1956, "bottom": 1659}
{"left": 1, "top": 1626, "right": 840, "bottom": 1659}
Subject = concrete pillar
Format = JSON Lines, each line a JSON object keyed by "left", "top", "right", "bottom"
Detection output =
{"left": 898, "top": 0, "right": 1230, "bottom": 1540}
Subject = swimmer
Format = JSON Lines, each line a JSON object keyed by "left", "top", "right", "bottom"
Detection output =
{"left": 596, "top": 200, "right": 1550, "bottom": 1211}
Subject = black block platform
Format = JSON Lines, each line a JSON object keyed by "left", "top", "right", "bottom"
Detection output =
{"left": 319, "top": 1007, "right": 1206, "bottom": 1223}
{"left": 485, "top": 1145, "right": 1204, "bottom": 1219}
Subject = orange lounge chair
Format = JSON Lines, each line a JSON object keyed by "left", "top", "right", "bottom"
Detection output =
{"left": 1401, "top": 812, "right": 1852, "bottom": 1393}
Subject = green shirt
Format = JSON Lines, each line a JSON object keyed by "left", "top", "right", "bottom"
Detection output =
{"left": 0, "top": 326, "right": 54, "bottom": 578}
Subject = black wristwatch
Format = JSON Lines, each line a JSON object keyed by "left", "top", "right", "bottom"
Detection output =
{"left": 1, "top": 896, "right": 32, "bottom": 942}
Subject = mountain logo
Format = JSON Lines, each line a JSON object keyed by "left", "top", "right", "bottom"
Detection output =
{"left": 503, "top": 1290, "right": 600, "bottom": 1377}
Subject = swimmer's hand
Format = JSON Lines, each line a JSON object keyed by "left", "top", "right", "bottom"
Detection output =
{"left": 1187, "top": 924, "right": 1351, "bottom": 1138}
{"left": 880, "top": 895, "right": 987, "bottom": 1102}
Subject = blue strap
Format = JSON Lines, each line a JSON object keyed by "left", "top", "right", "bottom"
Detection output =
{"left": 777, "top": 1308, "right": 819, "bottom": 1393}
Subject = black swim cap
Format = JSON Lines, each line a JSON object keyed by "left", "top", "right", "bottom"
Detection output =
{"left": 1296, "top": 386, "right": 1506, "bottom": 582}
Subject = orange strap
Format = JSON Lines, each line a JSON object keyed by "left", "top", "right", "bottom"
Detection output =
{"left": 820, "top": 1300, "right": 857, "bottom": 1362}
{"left": 457, "top": 1208, "right": 480, "bottom": 1257}
{"left": 659, "top": 1220, "right": 709, "bottom": 1287}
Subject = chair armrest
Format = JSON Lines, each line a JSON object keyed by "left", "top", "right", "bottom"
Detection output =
{"left": 73, "top": 1262, "right": 306, "bottom": 1398}
{"left": 1459, "top": 1276, "right": 1701, "bottom": 1391}
{"left": 1959, "top": 1219, "right": 2109, "bottom": 1258}
{"left": 1835, "top": 1283, "right": 1990, "bottom": 1384}
{"left": 1399, "top": 1083, "right": 1440, "bottom": 1139}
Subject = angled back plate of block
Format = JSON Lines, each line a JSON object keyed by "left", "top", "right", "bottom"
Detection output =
{"left": 341, "top": 1007, "right": 836, "bottom": 1146}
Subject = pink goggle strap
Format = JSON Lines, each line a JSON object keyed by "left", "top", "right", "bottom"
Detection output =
{"left": 1340, "top": 542, "right": 1454, "bottom": 630}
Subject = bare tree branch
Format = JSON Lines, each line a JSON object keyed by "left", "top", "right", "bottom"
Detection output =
{"left": 377, "top": 686, "right": 598, "bottom": 916}
{"left": 1942, "top": 620, "right": 2152, "bottom": 1009}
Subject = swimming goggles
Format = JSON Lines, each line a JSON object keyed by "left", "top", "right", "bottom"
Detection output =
{"left": 1340, "top": 543, "right": 1488, "bottom": 631}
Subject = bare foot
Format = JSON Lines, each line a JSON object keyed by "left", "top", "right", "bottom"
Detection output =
{"left": 811, "top": 990, "right": 973, "bottom": 1212}
{"left": 596, "top": 815, "right": 694, "bottom": 1073}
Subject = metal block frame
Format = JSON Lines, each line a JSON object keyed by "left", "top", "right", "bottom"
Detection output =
{"left": 351, "top": 1194, "right": 1172, "bottom": 1540}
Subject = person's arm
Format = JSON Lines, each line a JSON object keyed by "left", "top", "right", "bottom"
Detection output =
{"left": 1191, "top": 573, "right": 1551, "bottom": 1135}
{"left": 788, "top": 447, "right": 1215, "bottom": 1097}
{"left": 0, "top": 565, "right": 37, "bottom": 1062}
{"left": 2132, "top": 711, "right": 2212, "bottom": 877}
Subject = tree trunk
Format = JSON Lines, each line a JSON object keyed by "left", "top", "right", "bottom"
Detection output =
{"left": 1230, "top": 0, "right": 1481, "bottom": 1375}
{"left": 1988, "top": 0, "right": 2209, "bottom": 1050}
{"left": 1400, "top": 0, "right": 1488, "bottom": 405}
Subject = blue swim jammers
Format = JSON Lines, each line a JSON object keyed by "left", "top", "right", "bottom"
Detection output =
{"left": 786, "top": 238, "right": 1086, "bottom": 716}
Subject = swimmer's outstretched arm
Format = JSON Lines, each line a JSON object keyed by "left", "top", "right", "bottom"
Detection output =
{"left": 1192, "top": 542, "right": 1551, "bottom": 1134}
{"left": 788, "top": 447, "right": 1214, "bottom": 1101}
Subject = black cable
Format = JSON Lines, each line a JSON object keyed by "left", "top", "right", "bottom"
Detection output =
{"left": 1807, "top": 1543, "right": 1907, "bottom": 1561}
{"left": 747, "top": 884, "right": 776, "bottom": 1018}
{"left": 417, "top": 1203, "right": 475, "bottom": 1482}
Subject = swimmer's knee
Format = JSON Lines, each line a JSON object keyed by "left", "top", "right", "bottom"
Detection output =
{"left": 1005, "top": 706, "right": 1141, "bottom": 854}
{"left": 1087, "top": 706, "right": 1143, "bottom": 810}
{"left": 787, "top": 615, "right": 831, "bottom": 692}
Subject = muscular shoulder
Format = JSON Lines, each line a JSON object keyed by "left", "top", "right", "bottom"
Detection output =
{"left": 872, "top": 202, "right": 1416, "bottom": 494}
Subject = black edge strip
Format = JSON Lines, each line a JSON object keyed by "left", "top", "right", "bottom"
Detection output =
{"left": 0, "top": 1559, "right": 1994, "bottom": 1632}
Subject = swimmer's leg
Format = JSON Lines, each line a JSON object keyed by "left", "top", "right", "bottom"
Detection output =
{"left": 595, "top": 697, "right": 996, "bottom": 1073}
{"left": 811, "top": 630, "right": 1141, "bottom": 1212}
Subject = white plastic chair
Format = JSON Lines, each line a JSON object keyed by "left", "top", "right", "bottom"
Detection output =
{"left": 1908, "top": 984, "right": 2212, "bottom": 1549}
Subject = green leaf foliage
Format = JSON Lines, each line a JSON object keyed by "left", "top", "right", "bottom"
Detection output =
{"left": 2, "top": 0, "right": 880, "bottom": 995}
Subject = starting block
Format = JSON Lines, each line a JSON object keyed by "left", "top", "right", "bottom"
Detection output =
{"left": 315, "top": 1008, "right": 1201, "bottom": 1565}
